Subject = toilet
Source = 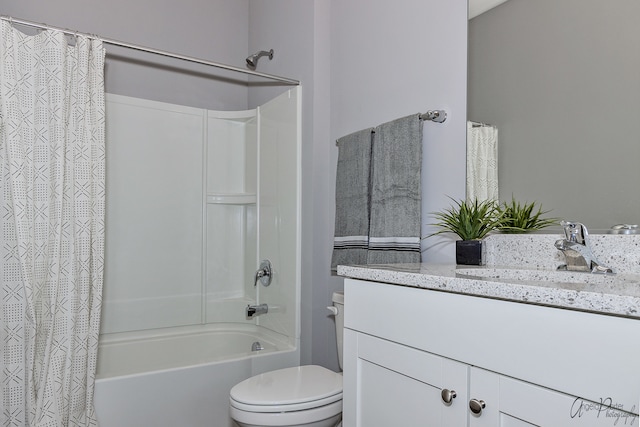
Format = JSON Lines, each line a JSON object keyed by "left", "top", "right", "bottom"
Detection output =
{"left": 229, "top": 291, "right": 345, "bottom": 427}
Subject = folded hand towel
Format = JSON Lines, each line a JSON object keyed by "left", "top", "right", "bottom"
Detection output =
{"left": 367, "top": 114, "right": 422, "bottom": 264}
{"left": 331, "top": 128, "right": 374, "bottom": 271}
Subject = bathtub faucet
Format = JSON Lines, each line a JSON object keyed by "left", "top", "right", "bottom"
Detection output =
{"left": 554, "top": 221, "right": 613, "bottom": 274}
{"left": 246, "top": 303, "right": 269, "bottom": 318}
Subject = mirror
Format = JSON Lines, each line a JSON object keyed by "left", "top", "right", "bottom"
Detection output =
{"left": 468, "top": 0, "right": 640, "bottom": 233}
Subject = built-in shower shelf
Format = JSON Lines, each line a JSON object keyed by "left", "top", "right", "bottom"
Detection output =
{"left": 206, "top": 193, "right": 257, "bottom": 205}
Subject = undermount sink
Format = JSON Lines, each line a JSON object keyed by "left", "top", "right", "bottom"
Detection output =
{"left": 455, "top": 267, "right": 639, "bottom": 286}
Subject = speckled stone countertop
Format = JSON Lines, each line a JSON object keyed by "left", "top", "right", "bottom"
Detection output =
{"left": 336, "top": 263, "right": 640, "bottom": 319}
{"left": 336, "top": 234, "right": 640, "bottom": 319}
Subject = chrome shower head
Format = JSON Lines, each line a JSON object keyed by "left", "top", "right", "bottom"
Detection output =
{"left": 246, "top": 49, "right": 274, "bottom": 69}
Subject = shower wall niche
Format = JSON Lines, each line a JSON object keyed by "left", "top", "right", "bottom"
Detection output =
{"left": 102, "top": 88, "right": 301, "bottom": 345}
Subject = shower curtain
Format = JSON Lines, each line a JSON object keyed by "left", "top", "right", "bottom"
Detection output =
{"left": 0, "top": 20, "right": 105, "bottom": 427}
{"left": 466, "top": 121, "right": 499, "bottom": 202}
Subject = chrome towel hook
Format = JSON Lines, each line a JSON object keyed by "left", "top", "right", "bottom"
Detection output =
{"left": 254, "top": 260, "right": 272, "bottom": 287}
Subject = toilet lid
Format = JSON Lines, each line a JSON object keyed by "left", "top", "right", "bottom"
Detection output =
{"left": 230, "top": 365, "right": 343, "bottom": 412}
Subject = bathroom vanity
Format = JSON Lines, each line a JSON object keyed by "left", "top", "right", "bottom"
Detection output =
{"left": 338, "top": 235, "right": 640, "bottom": 426}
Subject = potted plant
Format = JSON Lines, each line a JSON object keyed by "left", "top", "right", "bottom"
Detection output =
{"left": 496, "top": 197, "right": 558, "bottom": 233}
{"left": 430, "top": 198, "right": 502, "bottom": 265}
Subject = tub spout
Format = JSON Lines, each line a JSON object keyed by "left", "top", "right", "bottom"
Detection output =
{"left": 246, "top": 303, "right": 268, "bottom": 318}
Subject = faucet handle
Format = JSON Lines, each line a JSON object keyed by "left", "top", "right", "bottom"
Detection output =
{"left": 254, "top": 260, "right": 272, "bottom": 287}
{"left": 561, "top": 221, "right": 588, "bottom": 244}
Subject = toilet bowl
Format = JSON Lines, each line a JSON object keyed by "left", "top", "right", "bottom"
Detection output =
{"left": 229, "top": 292, "right": 345, "bottom": 427}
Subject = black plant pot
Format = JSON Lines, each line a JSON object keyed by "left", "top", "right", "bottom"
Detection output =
{"left": 456, "top": 240, "right": 483, "bottom": 265}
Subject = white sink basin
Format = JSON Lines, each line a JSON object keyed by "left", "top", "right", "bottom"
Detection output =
{"left": 455, "top": 267, "right": 638, "bottom": 286}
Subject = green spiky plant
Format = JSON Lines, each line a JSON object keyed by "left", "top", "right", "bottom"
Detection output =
{"left": 496, "top": 197, "right": 558, "bottom": 233}
{"left": 430, "top": 198, "right": 503, "bottom": 241}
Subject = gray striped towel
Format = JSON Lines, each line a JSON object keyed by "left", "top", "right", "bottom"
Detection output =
{"left": 331, "top": 127, "right": 374, "bottom": 271}
{"left": 367, "top": 114, "right": 422, "bottom": 264}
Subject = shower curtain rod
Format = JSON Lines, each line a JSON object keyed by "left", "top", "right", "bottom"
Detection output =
{"left": 0, "top": 15, "right": 300, "bottom": 85}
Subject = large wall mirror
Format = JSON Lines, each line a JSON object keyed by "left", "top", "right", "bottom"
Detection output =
{"left": 468, "top": 0, "right": 640, "bottom": 233}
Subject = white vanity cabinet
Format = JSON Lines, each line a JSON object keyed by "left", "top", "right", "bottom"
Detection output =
{"left": 344, "top": 329, "right": 469, "bottom": 425}
{"left": 343, "top": 278, "right": 640, "bottom": 427}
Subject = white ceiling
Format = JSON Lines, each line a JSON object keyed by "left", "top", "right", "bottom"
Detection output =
{"left": 469, "top": 0, "right": 510, "bottom": 19}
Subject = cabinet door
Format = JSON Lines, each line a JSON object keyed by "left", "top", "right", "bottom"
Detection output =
{"left": 469, "top": 367, "right": 639, "bottom": 427}
{"left": 343, "top": 330, "right": 468, "bottom": 426}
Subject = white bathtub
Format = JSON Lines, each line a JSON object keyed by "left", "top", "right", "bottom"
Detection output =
{"left": 94, "top": 323, "right": 299, "bottom": 427}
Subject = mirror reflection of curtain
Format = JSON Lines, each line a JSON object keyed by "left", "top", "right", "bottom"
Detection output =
{"left": 0, "top": 20, "right": 105, "bottom": 426}
{"left": 466, "top": 121, "right": 499, "bottom": 202}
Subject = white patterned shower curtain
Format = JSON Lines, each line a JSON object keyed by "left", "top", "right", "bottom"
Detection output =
{"left": 466, "top": 121, "right": 499, "bottom": 202}
{"left": 0, "top": 21, "right": 105, "bottom": 427}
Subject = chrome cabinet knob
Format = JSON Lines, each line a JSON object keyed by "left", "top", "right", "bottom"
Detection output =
{"left": 441, "top": 389, "right": 457, "bottom": 404}
{"left": 469, "top": 398, "right": 486, "bottom": 415}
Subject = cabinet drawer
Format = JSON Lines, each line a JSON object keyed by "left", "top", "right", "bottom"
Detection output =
{"left": 356, "top": 332, "right": 446, "bottom": 386}
{"left": 500, "top": 376, "right": 638, "bottom": 425}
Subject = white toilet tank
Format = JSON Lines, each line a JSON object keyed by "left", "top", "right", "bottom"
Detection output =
{"left": 331, "top": 291, "right": 345, "bottom": 370}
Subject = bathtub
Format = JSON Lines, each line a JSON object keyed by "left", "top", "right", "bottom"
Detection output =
{"left": 94, "top": 323, "right": 299, "bottom": 427}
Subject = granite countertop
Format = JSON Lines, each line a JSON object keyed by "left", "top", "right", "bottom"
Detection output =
{"left": 337, "top": 263, "right": 640, "bottom": 319}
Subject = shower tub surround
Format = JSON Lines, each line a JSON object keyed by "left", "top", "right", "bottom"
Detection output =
{"left": 96, "top": 89, "right": 301, "bottom": 427}
{"left": 338, "top": 233, "right": 640, "bottom": 425}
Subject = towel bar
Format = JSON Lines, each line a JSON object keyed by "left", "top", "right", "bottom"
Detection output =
{"left": 334, "top": 110, "right": 447, "bottom": 146}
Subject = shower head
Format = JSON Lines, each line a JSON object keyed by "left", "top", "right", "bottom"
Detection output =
{"left": 246, "top": 49, "right": 274, "bottom": 69}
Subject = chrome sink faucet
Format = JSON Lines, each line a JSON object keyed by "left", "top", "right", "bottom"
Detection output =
{"left": 554, "top": 221, "right": 613, "bottom": 274}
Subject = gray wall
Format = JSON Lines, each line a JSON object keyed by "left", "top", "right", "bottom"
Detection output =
{"left": 468, "top": 0, "right": 640, "bottom": 232}
{"left": 1, "top": 0, "right": 251, "bottom": 110}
